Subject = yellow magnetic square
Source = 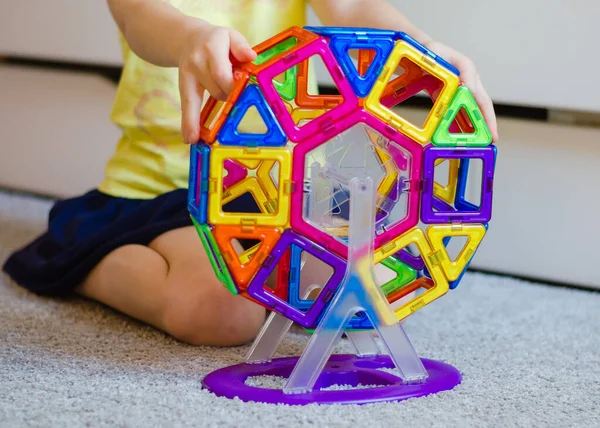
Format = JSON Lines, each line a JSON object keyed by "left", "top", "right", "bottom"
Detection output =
{"left": 209, "top": 147, "right": 292, "bottom": 227}
{"left": 222, "top": 177, "right": 269, "bottom": 210}
{"left": 256, "top": 160, "right": 279, "bottom": 201}
{"left": 365, "top": 41, "right": 460, "bottom": 145}
{"left": 373, "top": 227, "right": 449, "bottom": 321}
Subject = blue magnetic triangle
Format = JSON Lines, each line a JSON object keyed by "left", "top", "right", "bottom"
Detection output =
{"left": 218, "top": 84, "right": 286, "bottom": 147}
{"left": 330, "top": 36, "right": 395, "bottom": 98}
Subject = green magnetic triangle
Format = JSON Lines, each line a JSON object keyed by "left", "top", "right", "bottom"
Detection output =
{"left": 191, "top": 216, "right": 238, "bottom": 295}
{"left": 250, "top": 37, "right": 297, "bottom": 101}
{"left": 432, "top": 85, "right": 493, "bottom": 147}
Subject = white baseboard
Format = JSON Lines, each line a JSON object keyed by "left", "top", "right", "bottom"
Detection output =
{"left": 397, "top": 107, "right": 600, "bottom": 290}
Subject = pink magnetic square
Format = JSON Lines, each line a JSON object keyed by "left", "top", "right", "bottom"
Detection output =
{"left": 256, "top": 37, "right": 359, "bottom": 143}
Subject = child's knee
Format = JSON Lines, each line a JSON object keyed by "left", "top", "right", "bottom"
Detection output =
{"left": 161, "top": 273, "right": 265, "bottom": 347}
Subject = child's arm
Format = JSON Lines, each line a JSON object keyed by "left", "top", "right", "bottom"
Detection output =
{"left": 106, "top": 0, "right": 256, "bottom": 143}
{"left": 310, "top": 0, "right": 499, "bottom": 141}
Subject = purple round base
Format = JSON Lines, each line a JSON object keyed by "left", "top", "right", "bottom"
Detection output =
{"left": 202, "top": 354, "right": 461, "bottom": 406}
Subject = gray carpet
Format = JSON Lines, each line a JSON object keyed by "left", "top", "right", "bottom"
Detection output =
{"left": 0, "top": 190, "right": 598, "bottom": 427}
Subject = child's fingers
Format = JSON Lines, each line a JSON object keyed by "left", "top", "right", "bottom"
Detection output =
{"left": 186, "top": 53, "right": 226, "bottom": 102}
{"left": 180, "top": 44, "right": 227, "bottom": 102}
{"left": 229, "top": 30, "right": 257, "bottom": 63}
{"left": 453, "top": 55, "right": 498, "bottom": 141}
{"left": 453, "top": 55, "right": 478, "bottom": 95}
{"left": 205, "top": 28, "right": 235, "bottom": 98}
{"left": 179, "top": 67, "right": 205, "bottom": 144}
{"left": 475, "top": 75, "right": 499, "bottom": 141}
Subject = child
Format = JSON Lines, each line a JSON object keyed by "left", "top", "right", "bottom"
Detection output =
{"left": 3, "top": 0, "right": 498, "bottom": 347}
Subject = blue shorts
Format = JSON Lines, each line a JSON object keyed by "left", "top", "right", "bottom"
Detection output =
{"left": 2, "top": 189, "right": 259, "bottom": 296}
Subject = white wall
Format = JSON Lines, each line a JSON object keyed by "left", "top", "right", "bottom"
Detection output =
{"left": 0, "top": 65, "right": 119, "bottom": 198}
{"left": 308, "top": 0, "right": 600, "bottom": 112}
{"left": 0, "top": 1, "right": 122, "bottom": 66}
{"left": 396, "top": 106, "right": 600, "bottom": 289}
{"left": 2, "top": 1, "right": 598, "bottom": 112}
{"left": 2, "top": 1, "right": 600, "bottom": 289}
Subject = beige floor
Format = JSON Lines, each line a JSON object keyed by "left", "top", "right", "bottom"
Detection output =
{"left": 1, "top": 189, "right": 599, "bottom": 427}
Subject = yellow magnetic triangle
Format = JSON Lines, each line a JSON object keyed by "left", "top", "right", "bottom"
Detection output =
{"left": 425, "top": 224, "right": 487, "bottom": 281}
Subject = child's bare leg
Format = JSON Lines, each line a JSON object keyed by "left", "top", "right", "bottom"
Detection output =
{"left": 76, "top": 226, "right": 266, "bottom": 346}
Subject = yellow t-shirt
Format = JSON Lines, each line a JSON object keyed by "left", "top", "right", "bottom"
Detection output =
{"left": 99, "top": 0, "right": 308, "bottom": 199}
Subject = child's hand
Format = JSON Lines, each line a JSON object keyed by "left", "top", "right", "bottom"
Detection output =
{"left": 425, "top": 40, "right": 499, "bottom": 141}
{"left": 178, "top": 24, "right": 257, "bottom": 144}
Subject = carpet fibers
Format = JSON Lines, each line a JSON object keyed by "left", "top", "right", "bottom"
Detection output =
{"left": 0, "top": 190, "right": 598, "bottom": 427}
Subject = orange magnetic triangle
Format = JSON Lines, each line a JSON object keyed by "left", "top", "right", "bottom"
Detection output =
{"left": 357, "top": 49, "right": 377, "bottom": 77}
{"left": 213, "top": 224, "right": 281, "bottom": 288}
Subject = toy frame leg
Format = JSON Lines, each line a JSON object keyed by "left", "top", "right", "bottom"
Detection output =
{"left": 283, "top": 178, "right": 427, "bottom": 394}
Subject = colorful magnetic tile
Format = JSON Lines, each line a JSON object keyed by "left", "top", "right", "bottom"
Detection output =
{"left": 239, "top": 243, "right": 289, "bottom": 301}
{"left": 433, "top": 158, "right": 460, "bottom": 205}
{"left": 240, "top": 26, "right": 319, "bottom": 73}
{"left": 191, "top": 218, "right": 238, "bottom": 295}
{"left": 329, "top": 34, "right": 395, "bottom": 97}
{"left": 256, "top": 37, "right": 359, "bottom": 143}
{"left": 385, "top": 277, "right": 434, "bottom": 305}
{"left": 274, "top": 248, "right": 291, "bottom": 302}
{"left": 220, "top": 159, "right": 280, "bottom": 215}
{"left": 302, "top": 254, "right": 416, "bottom": 329}
{"left": 246, "top": 229, "right": 347, "bottom": 329}
{"left": 455, "top": 144, "right": 497, "bottom": 211}
{"left": 286, "top": 245, "right": 371, "bottom": 333}
{"left": 208, "top": 147, "right": 293, "bottom": 227}
{"left": 379, "top": 255, "right": 417, "bottom": 296}
{"left": 303, "top": 26, "right": 397, "bottom": 38}
{"left": 421, "top": 146, "right": 496, "bottom": 223}
{"left": 291, "top": 106, "right": 328, "bottom": 126}
{"left": 199, "top": 70, "right": 250, "bottom": 143}
{"left": 395, "top": 246, "right": 425, "bottom": 271}
{"left": 396, "top": 31, "right": 460, "bottom": 76}
{"left": 218, "top": 84, "right": 286, "bottom": 147}
{"left": 380, "top": 72, "right": 439, "bottom": 109}
{"left": 422, "top": 223, "right": 488, "bottom": 289}
{"left": 426, "top": 224, "right": 487, "bottom": 281}
{"left": 432, "top": 86, "right": 493, "bottom": 147}
{"left": 357, "top": 48, "right": 376, "bottom": 76}
{"left": 286, "top": 244, "right": 307, "bottom": 309}
{"left": 422, "top": 223, "right": 488, "bottom": 287}
{"left": 188, "top": 143, "right": 210, "bottom": 224}
{"left": 222, "top": 177, "right": 270, "bottom": 214}
{"left": 290, "top": 109, "right": 422, "bottom": 259}
{"left": 223, "top": 159, "right": 247, "bottom": 189}
{"left": 344, "top": 311, "right": 373, "bottom": 330}
{"left": 373, "top": 227, "right": 449, "bottom": 321}
{"left": 213, "top": 224, "right": 282, "bottom": 287}
{"left": 250, "top": 37, "right": 297, "bottom": 101}
{"left": 295, "top": 56, "right": 343, "bottom": 109}
{"left": 365, "top": 40, "right": 460, "bottom": 144}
